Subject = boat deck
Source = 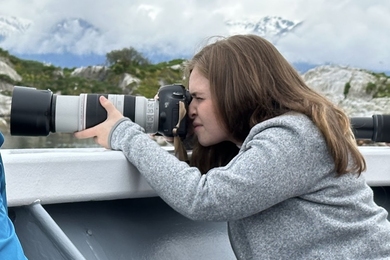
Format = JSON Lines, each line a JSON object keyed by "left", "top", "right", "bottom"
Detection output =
{"left": 3, "top": 147, "right": 390, "bottom": 260}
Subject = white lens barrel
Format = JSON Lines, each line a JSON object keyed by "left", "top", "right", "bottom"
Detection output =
{"left": 55, "top": 95, "right": 81, "bottom": 133}
{"left": 55, "top": 94, "right": 159, "bottom": 134}
{"left": 134, "top": 96, "right": 159, "bottom": 133}
{"left": 78, "top": 94, "right": 87, "bottom": 131}
{"left": 108, "top": 94, "right": 125, "bottom": 114}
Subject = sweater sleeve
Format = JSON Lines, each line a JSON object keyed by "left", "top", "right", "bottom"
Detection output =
{"left": 109, "top": 114, "right": 331, "bottom": 221}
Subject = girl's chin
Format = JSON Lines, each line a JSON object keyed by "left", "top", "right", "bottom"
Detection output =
{"left": 197, "top": 138, "right": 215, "bottom": 147}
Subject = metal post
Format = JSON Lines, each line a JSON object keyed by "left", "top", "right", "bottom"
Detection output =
{"left": 27, "top": 200, "right": 86, "bottom": 260}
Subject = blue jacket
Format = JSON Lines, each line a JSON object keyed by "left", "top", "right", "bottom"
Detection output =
{"left": 0, "top": 132, "right": 27, "bottom": 259}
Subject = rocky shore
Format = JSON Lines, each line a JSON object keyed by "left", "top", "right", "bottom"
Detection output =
{"left": 1, "top": 63, "right": 390, "bottom": 118}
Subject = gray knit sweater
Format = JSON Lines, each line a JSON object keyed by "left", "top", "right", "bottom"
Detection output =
{"left": 109, "top": 112, "right": 390, "bottom": 259}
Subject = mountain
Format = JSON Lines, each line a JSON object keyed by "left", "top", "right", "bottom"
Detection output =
{"left": 0, "top": 16, "right": 100, "bottom": 43}
{"left": 303, "top": 65, "right": 390, "bottom": 117}
{"left": 53, "top": 18, "right": 99, "bottom": 34}
{"left": 225, "top": 16, "right": 302, "bottom": 43}
{"left": 1, "top": 16, "right": 106, "bottom": 67}
{"left": 0, "top": 15, "right": 31, "bottom": 41}
{"left": 47, "top": 18, "right": 101, "bottom": 50}
{"left": 1, "top": 59, "right": 389, "bottom": 118}
{"left": 0, "top": 14, "right": 307, "bottom": 68}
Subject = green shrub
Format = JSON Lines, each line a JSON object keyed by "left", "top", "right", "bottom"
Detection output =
{"left": 343, "top": 82, "right": 351, "bottom": 98}
{"left": 0, "top": 47, "right": 186, "bottom": 97}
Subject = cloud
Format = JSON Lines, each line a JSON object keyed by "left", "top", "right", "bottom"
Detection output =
{"left": 0, "top": 0, "right": 389, "bottom": 71}
{"left": 276, "top": 0, "right": 390, "bottom": 71}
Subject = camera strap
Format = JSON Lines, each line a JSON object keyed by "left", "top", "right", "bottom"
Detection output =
{"left": 173, "top": 101, "right": 189, "bottom": 163}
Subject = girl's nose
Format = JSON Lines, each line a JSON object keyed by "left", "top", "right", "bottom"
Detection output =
{"left": 188, "top": 101, "right": 196, "bottom": 119}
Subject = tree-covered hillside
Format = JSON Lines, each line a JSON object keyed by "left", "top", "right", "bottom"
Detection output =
{"left": 1, "top": 47, "right": 390, "bottom": 99}
{"left": 0, "top": 47, "right": 186, "bottom": 98}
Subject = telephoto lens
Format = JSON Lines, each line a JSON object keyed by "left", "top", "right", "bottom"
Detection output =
{"left": 10, "top": 84, "right": 190, "bottom": 138}
{"left": 10, "top": 86, "right": 159, "bottom": 136}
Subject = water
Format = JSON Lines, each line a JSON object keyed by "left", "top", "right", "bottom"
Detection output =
{"left": 0, "top": 120, "right": 171, "bottom": 149}
{"left": 0, "top": 121, "right": 100, "bottom": 149}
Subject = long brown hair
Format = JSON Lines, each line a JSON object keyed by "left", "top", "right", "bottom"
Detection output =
{"left": 185, "top": 34, "right": 366, "bottom": 175}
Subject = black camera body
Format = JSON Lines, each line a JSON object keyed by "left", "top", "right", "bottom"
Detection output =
{"left": 10, "top": 84, "right": 191, "bottom": 138}
{"left": 157, "top": 84, "right": 191, "bottom": 137}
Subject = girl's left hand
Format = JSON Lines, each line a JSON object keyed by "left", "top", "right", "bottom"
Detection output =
{"left": 74, "top": 96, "right": 124, "bottom": 149}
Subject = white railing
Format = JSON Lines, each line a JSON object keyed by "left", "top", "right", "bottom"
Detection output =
{"left": 3, "top": 146, "right": 390, "bottom": 207}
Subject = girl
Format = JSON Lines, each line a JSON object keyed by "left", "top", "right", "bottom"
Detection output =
{"left": 75, "top": 34, "right": 390, "bottom": 259}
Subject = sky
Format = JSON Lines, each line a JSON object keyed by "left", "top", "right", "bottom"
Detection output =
{"left": 0, "top": 0, "right": 389, "bottom": 72}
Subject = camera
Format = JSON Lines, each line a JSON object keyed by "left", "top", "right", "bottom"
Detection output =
{"left": 10, "top": 84, "right": 191, "bottom": 138}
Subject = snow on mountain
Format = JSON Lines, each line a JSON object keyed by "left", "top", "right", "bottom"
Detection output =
{"left": 0, "top": 15, "right": 32, "bottom": 39}
{"left": 41, "top": 18, "right": 102, "bottom": 53}
{"left": 52, "top": 18, "right": 100, "bottom": 36}
{"left": 225, "top": 16, "right": 302, "bottom": 43}
{"left": 0, "top": 14, "right": 304, "bottom": 67}
{"left": 0, "top": 15, "right": 100, "bottom": 43}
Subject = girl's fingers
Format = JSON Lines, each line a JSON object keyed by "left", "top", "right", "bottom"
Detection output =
{"left": 99, "top": 96, "right": 123, "bottom": 120}
{"left": 74, "top": 96, "right": 123, "bottom": 149}
{"left": 74, "top": 126, "right": 97, "bottom": 139}
{"left": 100, "top": 96, "right": 117, "bottom": 115}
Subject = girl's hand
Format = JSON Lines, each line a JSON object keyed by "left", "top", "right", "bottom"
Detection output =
{"left": 74, "top": 96, "right": 124, "bottom": 149}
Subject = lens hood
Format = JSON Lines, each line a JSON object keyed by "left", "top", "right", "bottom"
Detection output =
{"left": 10, "top": 86, "right": 54, "bottom": 136}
